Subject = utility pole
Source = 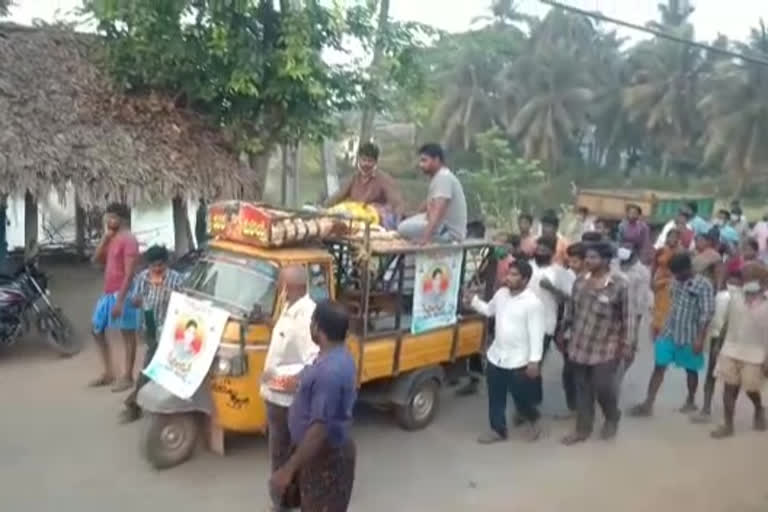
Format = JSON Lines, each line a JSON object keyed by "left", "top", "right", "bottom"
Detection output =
{"left": 359, "top": 0, "right": 390, "bottom": 144}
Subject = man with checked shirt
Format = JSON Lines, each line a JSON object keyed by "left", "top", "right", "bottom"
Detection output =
{"left": 630, "top": 252, "right": 715, "bottom": 417}
{"left": 561, "top": 242, "right": 633, "bottom": 445}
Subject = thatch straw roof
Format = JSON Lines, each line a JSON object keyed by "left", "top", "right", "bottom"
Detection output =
{"left": 0, "top": 23, "right": 258, "bottom": 206}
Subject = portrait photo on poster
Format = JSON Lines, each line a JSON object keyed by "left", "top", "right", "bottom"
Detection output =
{"left": 143, "top": 292, "right": 229, "bottom": 399}
{"left": 411, "top": 249, "right": 464, "bottom": 334}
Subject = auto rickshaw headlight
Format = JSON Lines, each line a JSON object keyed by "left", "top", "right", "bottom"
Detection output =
{"left": 215, "top": 356, "right": 232, "bottom": 375}
{"left": 212, "top": 353, "right": 248, "bottom": 377}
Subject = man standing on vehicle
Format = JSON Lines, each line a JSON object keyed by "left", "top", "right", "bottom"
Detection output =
{"left": 261, "top": 265, "right": 318, "bottom": 512}
{"left": 119, "top": 245, "right": 184, "bottom": 423}
{"left": 325, "top": 142, "right": 403, "bottom": 229}
{"left": 397, "top": 143, "right": 467, "bottom": 244}
{"left": 561, "top": 242, "right": 632, "bottom": 445}
{"left": 467, "top": 258, "right": 545, "bottom": 443}
{"left": 270, "top": 300, "right": 357, "bottom": 511}
{"left": 89, "top": 203, "right": 140, "bottom": 393}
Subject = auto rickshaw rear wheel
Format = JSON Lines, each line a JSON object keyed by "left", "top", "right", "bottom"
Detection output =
{"left": 394, "top": 378, "right": 440, "bottom": 431}
{"left": 143, "top": 412, "right": 199, "bottom": 469}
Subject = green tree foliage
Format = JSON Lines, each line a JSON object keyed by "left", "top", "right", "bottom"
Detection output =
{"left": 391, "top": 0, "right": 768, "bottom": 199}
{"left": 0, "top": 0, "right": 11, "bottom": 17}
{"left": 458, "top": 127, "right": 545, "bottom": 228}
{"left": 83, "top": 0, "right": 428, "bottom": 164}
{"left": 699, "top": 22, "right": 768, "bottom": 194}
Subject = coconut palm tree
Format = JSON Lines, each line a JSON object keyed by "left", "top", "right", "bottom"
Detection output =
{"left": 430, "top": 27, "right": 524, "bottom": 150}
{"left": 622, "top": 17, "right": 704, "bottom": 175}
{"left": 471, "top": 0, "right": 534, "bottom": 30}
{"left": 501, "top": 45, "right": 594, "bottom": 171}
{"left": 648, "top": 0, "right": 694, "bottom": 30}
{"left": 620, "top": 0, "right": 712, "bottom": 175}
{"left": 498, "top": 11, "right": 596, "bottom": 170}
{"left": 699, "top": 22, "right": 768, "bottom": 194}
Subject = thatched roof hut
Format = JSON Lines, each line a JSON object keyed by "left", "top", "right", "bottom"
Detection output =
{"left": 0, "top": 23, "right": 258, "bottom": 207}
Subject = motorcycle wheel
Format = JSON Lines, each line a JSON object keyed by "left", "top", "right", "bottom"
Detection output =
{"left": 44, "top": 308, "right": 82, "bottom": 357}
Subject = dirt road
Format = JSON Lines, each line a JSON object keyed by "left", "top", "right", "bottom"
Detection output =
{"left": 1, "top": 263, "right": 766, "bottom": 512}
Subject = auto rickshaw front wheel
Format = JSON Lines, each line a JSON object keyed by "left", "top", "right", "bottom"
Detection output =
{"left": 394, "top": 378, "right": 440, "bottom": 431}
{"left": 143, "top": 412, "right": 199, "bottom": 469}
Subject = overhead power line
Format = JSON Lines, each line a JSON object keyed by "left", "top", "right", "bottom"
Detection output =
{"left": 538, "top": 0, "right": 768, "bottom": 67}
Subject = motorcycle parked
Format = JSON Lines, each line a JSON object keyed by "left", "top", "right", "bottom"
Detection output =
{"left": 0, "top": 243, "right": 80, "bottom": 356}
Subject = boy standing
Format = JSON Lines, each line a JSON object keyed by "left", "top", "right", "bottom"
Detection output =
{"left": 120, "top": 245, "right": 184, "bottom": 423}
{"left": 711, "top": 263, "right": 768, "bottom": 438}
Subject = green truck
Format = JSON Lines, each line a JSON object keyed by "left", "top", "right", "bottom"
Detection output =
{"left": 576, "top": 188, "right": 715, "bottom": 225}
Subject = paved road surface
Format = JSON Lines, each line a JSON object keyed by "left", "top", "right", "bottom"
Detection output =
{"left": 1, "top": 263, "right": 767, "bottom": 512}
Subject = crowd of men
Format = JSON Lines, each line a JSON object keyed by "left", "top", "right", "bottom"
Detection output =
{"left": 83, "top": 141, "right": 768, "bottom": 511}
{"left": 468, "top": 199, "right": 768, "bottom": 447}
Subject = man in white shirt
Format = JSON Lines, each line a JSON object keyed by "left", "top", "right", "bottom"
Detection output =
{"left": 469, "top": 258, "right": 545, "bottom": 444}
{"left": 260, "top": 265, "right": 318, "bottom": 512}
{"left": 617, "top": 241, "right": 652, "bottom": 394}
{"left": 529, "top": 235, "right": 571, "bottom": 356}
{"left": 711, "top": 263, "right": 768, "bottom": 438}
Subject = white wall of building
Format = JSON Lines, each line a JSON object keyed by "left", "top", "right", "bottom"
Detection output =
{"left": 5, "top": 185, "right": 200, "bottom": 253}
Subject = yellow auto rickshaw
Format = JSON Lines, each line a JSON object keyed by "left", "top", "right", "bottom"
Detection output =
{"left": 137, "top": 201, "right": 497, "bottom": 469}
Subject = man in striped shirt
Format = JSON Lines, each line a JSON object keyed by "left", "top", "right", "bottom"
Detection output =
{"left": 120, "top": 245, "right": 185, "bottom": 423}
{"left": 630, "top": 252, "right": 715, "bottom": 417}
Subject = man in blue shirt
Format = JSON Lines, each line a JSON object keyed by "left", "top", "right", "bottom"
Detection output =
{"left": 270, "top": 300, "right": 357, "bottom": 512}
{"left": 687, "top": 201, "right": 711, "bottom": 237}
{"left": 715, "top": 209, "right": 740, "bottom": 248}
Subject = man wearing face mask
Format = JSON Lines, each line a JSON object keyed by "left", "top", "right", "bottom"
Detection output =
{"left": 618, "top": 204, "right": 652, "bottom": 265}
{"left": 714, "top": 209, "right": 740, "bottom": 249}
{"left": 325, "top": 142, "right": 403, "bottom": 229}
{"left": 730, "top": 204, "right": 751, "bottom": 240}
{"left": 710, "top": 263, "right": 768, "bottom": 439}
{"left": 529, "top": 236, "right": 571, "bottom": 408}
{"left": 617, "top": 241, "right": 652, "bottom": 389}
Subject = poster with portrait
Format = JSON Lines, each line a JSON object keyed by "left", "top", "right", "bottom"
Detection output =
{"left": 411, "top": 249, "right": 464, "bottom": 334}
{"left": 143, "top": 292, "right": 229, "bottom": 399}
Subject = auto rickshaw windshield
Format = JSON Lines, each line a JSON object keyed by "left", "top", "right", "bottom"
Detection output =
{"left": 184, "top": 250, "right": 279, "bottom": 315}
